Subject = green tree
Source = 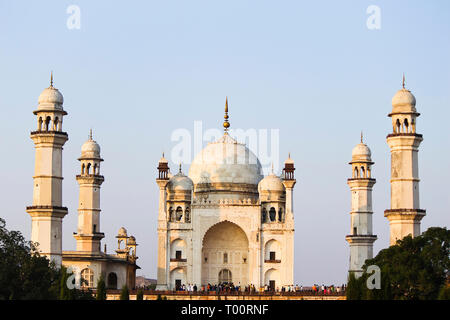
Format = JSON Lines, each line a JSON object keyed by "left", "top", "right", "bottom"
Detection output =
{"left": 352, "top": 227, "right": 449, "bottom": 300}
{"left": 96, "top": 275, "right": 107, "bottom": 300}
{"left": 120, "top": 285, "right": 130, "bottom": 300}
{"left": 437, "top": 283, "right": 450, "bottom": 300}
{"left": 0, "top": 218, "right": 60, "bottom": 300}
{"left": 346, "top": 272, "right": 363, "bottom": 300}
{"left": 136, "top": 288, "right": 144, "bottom": 300}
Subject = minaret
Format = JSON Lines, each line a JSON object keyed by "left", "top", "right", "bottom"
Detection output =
{"left": 73, "top": 130, "right": 104, "bottom": 253}
{"left": 345, "top": 135, "right": 377, "bottom": 277}
{"left": 156, "top": 153, "right": 170, "bottom": 290}
{"left": 282, "top": 153, "right": 296, "bottom": 217}
{"left": 384, "top": 77, "right": 426, "bottom": 245}
{"left": 26, "top": 74, "right": 68, "bottom": 266}
{"left": 282, "top": 154, "right": 296, "bottom": 286}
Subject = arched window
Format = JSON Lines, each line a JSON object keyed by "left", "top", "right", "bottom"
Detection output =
{"left": 176, "top": 206, "right": 183, "bottom": 221}
{"left": 278, "top": 208, "right": 283, "bottom": 222}
{"left": 38, "top": 117, "right": 43, "bottom": 131}
{"left": 218, "top": 269, "right": 232, "bottom": 284}
{"left": 404, "top": 118, "right": 409, "bottom": 133}
{"left": 361, "top": 166, "right": 366, "bottom": 178}
{"left": 185, "top": 207, "right": 190, "bottom": 223}
{"left": 107, "top": 272, "right": 117, "bottom": 290}
{"left": 269, "top": 207, "right": 276, "bottom": 222}
{"left": 80, "top": 268, "right": 94, "bottom": 288}
{"left": 86, "top": 163, "right": 91, "bottom": 175}
{"left": 354, "top": 167, "right": 359, "bottom": 178}
{"left": 82, "top": 163, "right": 85, "bottom": 175}
{"left": 262, "top": 208, "right": 267, "bottom": 223}
{"left": 45, "top": 116, "right": 51, "bottom": 131}
{"left": 93, "top": 164, "right": 98, "bottom": 175}
{"left": 168, "top": 207, "right": 174, "bottom": 222}
{"left": 411, "top": 119, "right": 416, "bottom": 133}
{"left": 396, "top": 119, "right": 401, "bottom": 133}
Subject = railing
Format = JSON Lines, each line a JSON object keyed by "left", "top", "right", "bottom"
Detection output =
{"left": 110, "top": 289, "right": 346, "bottom": 297}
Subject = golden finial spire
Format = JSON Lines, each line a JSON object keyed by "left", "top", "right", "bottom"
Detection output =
{"left": 50, "top": 71, "right": 54, "bottom": 87}
{"left": 361, "top": 131, "right": 363, "bottom": 143}
{"left": 402, "top": 73, "right": 405, "bottom": 89}
{"left": 271, "top": 162, "right": 274, "bottom": 174}
{"left": 179, "top": 163, "right": 182, "bottom": 174}
{"left": 89, "top": 128, "right": 93, "bottom": 140}
{"left": 223, "top": 96, "right": 230, "bottom": 133}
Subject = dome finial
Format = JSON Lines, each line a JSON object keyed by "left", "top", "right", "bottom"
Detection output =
{"left": 89, "top": 128, "right": 93, "bottom": 140}
{"left": 179, "top": 163, "right": 182, "bottom": 174}
{"left": 402, "top": 73, "right": 405, "bottom": 89}
{"left": 271, "top": 162, "right": 274, "bottom": 174}
{"left": 223, "top": 96, "right": 230, "bottom": 133}
{"left": 50, "top": 71, "right": 54, "bottom": 88}
{"left": 361, "top": 131, "right": 363, "bottom": 143}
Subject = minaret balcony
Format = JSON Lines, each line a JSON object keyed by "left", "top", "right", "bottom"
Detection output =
{"left": 26, "top": 205, "right": 68, "bottom": 218}
{"left": 264, "top": 259, "right": 281, "bottom": 263}
{"left": 31, "top": 130, "right": 68, "bottom": 136}
{"left": 386, "top": 132, "right": 423, "bottom": 139}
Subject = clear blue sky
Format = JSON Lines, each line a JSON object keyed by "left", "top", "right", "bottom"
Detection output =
{"left": 1, "top": 0, "right": 449, "bottom": 285}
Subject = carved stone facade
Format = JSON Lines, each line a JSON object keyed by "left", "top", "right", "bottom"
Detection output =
{"left": 156, "top": 103, "right": 296, "bottom": 291}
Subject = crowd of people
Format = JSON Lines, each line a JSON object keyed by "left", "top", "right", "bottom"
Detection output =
{"left": 173, "top": 282, "right": 346, "bottom": 295}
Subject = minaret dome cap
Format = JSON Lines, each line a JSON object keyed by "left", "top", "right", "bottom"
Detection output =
{"left": 37, "top": 73, "right": 64, "bottom": 111}
{"left": 351, "top": 143, "right": 372, "bottom": 161}
{"left": 80, "top": 131, "right": 102, "bottom": 159}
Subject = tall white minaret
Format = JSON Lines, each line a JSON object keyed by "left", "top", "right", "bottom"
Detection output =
{"left": 26, "top": 74, "right": 68, "bottom": 266}
{"left": 384, "top": 77, "right": 426, "bottom": 246}
{"left": 155, "top": 153, "right": 170, "bottom": 290}
{"left": 73, "top": 130, "right": 104, "bottom": 253}
{"left": 346, "top": 135, "right": 377, "bottom": 277}
{"left": 281, "top": 154, "right": 296, "bottom": 288}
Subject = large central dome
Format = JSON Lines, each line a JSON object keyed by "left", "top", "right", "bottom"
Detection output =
{"left": 188, "top": 133, "right": 263, "bottom": 187}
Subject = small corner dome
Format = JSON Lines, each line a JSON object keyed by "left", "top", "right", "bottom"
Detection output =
{"left": 352, "top": 143, "right": 371, "bottom": 161}
{"left": 117, "top": 227, "right": 127, "bottom": 237}
{"left": 128, "top": 236, "right": 136, "bottom": 245}
{"left": 168, "top": 172, "right": 193, "bottom": 191}
{"left": 159, "top": 154, "right": 168, "bottom": 163}
{"left": 81, "top": 139, "right": 101, "bottom": 158}
{"left": 38, "top": 86, "right": 64, "bottom": 108}
{"left": 284, "top": 155, "right": 294, "bottom": 165}
{"left": 258, "top": 173, "right": 285, "bottom": 192}
{"left": 392, "top": 88, "right": 416, "bottom": 112}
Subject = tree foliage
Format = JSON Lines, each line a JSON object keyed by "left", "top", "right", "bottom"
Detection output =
{"left": 0, "top": 218, "right": 60, "bottom": 299}
{"left": 120, "top": 285, "right": 130, "bottom": 300}
{"left": 347, "top": 227, "right": 449, "bottom": 300}
{"left": 96, "top": 275, "right": 107, "bottom": 300}
{"left": 0, "top": 218, "right": 95, "bottom": 300}
{"left": 136, "top": 288, "right": 144, "bottom": 300}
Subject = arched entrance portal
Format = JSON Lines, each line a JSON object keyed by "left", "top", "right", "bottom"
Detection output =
{"left": 218, "top": 269, "right": 232, "bottom": 283}
{"left": 202, "top": 221, "right": 249, "bottom": 286}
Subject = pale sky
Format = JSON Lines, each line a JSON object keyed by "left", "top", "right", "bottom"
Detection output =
{"left": 0, "top": 0, "right": 449, "bottom": 285}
